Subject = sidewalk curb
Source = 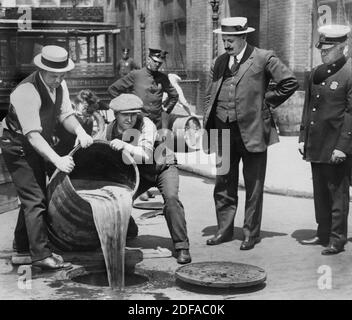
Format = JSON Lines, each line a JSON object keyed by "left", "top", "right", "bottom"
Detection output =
{"left": 178, "top": 164, "right": 314, "bottom": 199}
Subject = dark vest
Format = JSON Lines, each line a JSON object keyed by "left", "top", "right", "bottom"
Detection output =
{"left": 105, "top": 116, "right": 175, "bottom": 182}
{"left": 5, "top": 71, "right": 63, "bottom": 145}
{"left": 216, "top": 45, "right": 255, "bottom": 123}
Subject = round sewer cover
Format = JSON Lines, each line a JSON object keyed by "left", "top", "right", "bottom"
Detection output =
{"left": 133, "top": 201, "right": 164, "bottom": 210}
{"left": 175, "top": 261, "right": 267, "bottom": 288}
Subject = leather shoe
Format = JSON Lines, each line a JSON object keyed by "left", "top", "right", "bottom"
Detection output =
{"left": 321, "top": 244, "right": 344, "bottom": 255}
{"left": 176, "top": 249, "right": 192, "bottom": 264}
{"left": 32, "top": 255, "right": 72, "bottom": 270}
{"left": 240, "top": 237, "right": 260, "bottom": 250}
{"left": 206, "top": 233, "right": 233, "bottom": 246}
{"left": 300, "top": 236, "right": 328, "bottom": 246}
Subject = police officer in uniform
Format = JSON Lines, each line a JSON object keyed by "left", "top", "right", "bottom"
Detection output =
{"left": 299, "top": 25, "right": 352, "bottom": 255}
{"left": 116, "top": 48, "right": 139, "bottom": 78}
{"left": 108, "top": 48, "right": 179, "bottom": 130}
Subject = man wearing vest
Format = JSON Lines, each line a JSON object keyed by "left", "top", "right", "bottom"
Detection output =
{"left": 103, "top": 94, "right": 191, "bottom": 265}
{"left": 0, "top": 45, "right": 93, "bottom": 270}
{"left": 204, "top": 17, "right": 298, "bottom": 249}
{"left": 109, "top": 49, "right": 179, "bottom": 202}
{"left": 299, "top": 25, "right": 352, "bottom": 255}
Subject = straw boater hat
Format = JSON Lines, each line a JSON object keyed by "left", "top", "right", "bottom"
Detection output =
{"left": 34, "top": 45, "right": 75, "bottom": 72}
{"left": 214, "top": 17, "right": 255, "bottom": 35}
{"left": 316, "top": 24, "right": 351, "bottom": 49}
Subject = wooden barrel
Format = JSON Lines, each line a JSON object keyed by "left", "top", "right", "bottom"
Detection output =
{"left": 46, "top": 140, "right": 139, "bottom": 252}
{"left": 275, "top": 91, "right": 304, "bottom": 136}
{"left": 168, "top": 115, "right": 203, "bottom": 153}
{"left": 0, "top": 152, "right": 18, "bottom": 214}
{"left": 0, "top": 123, "right": 19, "bottom": 214}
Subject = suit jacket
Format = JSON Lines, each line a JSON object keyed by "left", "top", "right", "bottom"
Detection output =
{"left": 203, "top": 45, "right": 298, "bottom": 153}
{"left": 299, "top": 58, "right": 352, "bottom": 163}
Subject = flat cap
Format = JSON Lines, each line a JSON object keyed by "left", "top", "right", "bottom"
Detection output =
{"left": 316, "top": 24, "right": 351, "bottom": 49}
{"left": 109, "top": 94, "right": 143, "bottom": 113}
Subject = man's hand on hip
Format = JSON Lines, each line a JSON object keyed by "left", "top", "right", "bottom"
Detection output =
{"left": 298, "top": 142, "right": 304, "bottom": 156}
{"left": 331, "top": 149, "right": 347, "bottom": 164}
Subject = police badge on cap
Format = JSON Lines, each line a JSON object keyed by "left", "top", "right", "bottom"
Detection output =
{"left": 316, "top": 24, "right": 351, "bottom": 49}
{"left": 149, "top": 48, "right": 168, "bottom": 63}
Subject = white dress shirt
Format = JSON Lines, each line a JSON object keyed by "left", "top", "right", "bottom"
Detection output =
{"left": 4, "top": 73, "right": 74, "bottom": 135}
{"left": 229, "top": 43, "right": 247, "bottom": 69}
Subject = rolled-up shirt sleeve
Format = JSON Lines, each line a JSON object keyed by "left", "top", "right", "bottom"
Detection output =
{"left": 138, "top": 117, "right": 157, "bottom": 152}
{"left": 10, "top": 83, "right": 42, "bottom": 135}
{"left": 58, "top": 80, "right": 74, "bottom": 123}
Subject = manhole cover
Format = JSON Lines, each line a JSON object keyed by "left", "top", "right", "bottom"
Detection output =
{"left": 133, "top": 202, "right": 163, "bottom": 210}
{"left": 175, "top": 261, "right": 267, "bottom": 288}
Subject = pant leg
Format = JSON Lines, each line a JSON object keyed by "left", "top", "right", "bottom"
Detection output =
{"left": 325, "top": 160, "right": 350, "bottom": 247}
{"left": 1, "top": 136, "right": 52, "bottom": 262}
{"left": 156, "top": 165, "right": 189, "bottom": 250}
{"left": 241, "top": 148, "right": 267, "bottom": 239}
{"left": 311, "top": 163, "right": 332, "bottom": 242}
{"left": 213, "top": 118, "right": 240, "bottom": 236}
{"left": 14, "top": 204, "right": 30, "bottom": 252}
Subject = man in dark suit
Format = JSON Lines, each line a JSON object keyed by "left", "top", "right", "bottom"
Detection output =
{"left": 299, "top": 25, "right": 352, "bottom": 255}
{"left": 204, "top": 17, "right": 298, "bottom": 249}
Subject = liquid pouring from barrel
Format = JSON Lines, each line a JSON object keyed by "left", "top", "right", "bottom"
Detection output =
{"left": 47, "top": 141, "right": 139, "bottom": 290}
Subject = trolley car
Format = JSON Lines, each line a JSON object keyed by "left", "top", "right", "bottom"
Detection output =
{"left": 0, "top": 14, "right": 119, "bottom": 120}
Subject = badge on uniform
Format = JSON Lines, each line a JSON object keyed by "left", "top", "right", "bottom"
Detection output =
{"left": 330, "top": 81, "right": 339, "bottom": 90}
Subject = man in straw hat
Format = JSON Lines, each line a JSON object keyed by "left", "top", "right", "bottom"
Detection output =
{"left": 103, "top": 93, "right": 191, "bottom": 264}
{"left": 204, "top": 17, "right": 298, "bottom": 249}
{"left": 0, "top": 45, "right": 93, "bottom": 270}
{"left": 299, "top": 25, "right": 352, "bottom": 255}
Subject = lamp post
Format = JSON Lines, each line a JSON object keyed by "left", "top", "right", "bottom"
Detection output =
{"left": 209, "top": 0, "right": 220, "bottom": 59}
{"left": 139, "top": 12, "right": 146, "bottom": 67}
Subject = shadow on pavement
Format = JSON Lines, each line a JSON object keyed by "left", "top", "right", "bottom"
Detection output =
{"left": 291, "top": 229, "right": 316, "bottom": 242}
{"left": 175, "top": 278, "right": 266, "bottom": 296}
{"left": 202, "top": 226, "right": 287, "bottom": 241}
{"left": 127, "top": 235, "right": 174, "bottom": 252}
{"left": 179, "top": 170, "right": 214, "bottom": 185}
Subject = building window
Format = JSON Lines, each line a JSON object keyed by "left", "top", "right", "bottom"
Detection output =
{"left": 161, "top": 18, "right": 186, "bottom": 70}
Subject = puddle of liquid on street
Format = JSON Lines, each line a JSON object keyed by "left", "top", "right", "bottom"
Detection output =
{"left": 73, "top": 271, "right": 148, "bottom": 287}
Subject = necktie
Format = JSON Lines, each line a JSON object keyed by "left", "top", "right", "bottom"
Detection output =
{"left": 229, "top": 56, "right": 239, "bottom": 74}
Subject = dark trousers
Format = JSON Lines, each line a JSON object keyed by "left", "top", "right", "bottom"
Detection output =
{"left": 1, "top": 130, "right": 52, "bottom": 262}
{"left": 134, "top": 165, "right": 189, "bottom": 250}
{"left": 214, "top": 118, "right": 267, "bottom": 239}
{"left": 311, "top": 161, "right": 350, "bottom": 247}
